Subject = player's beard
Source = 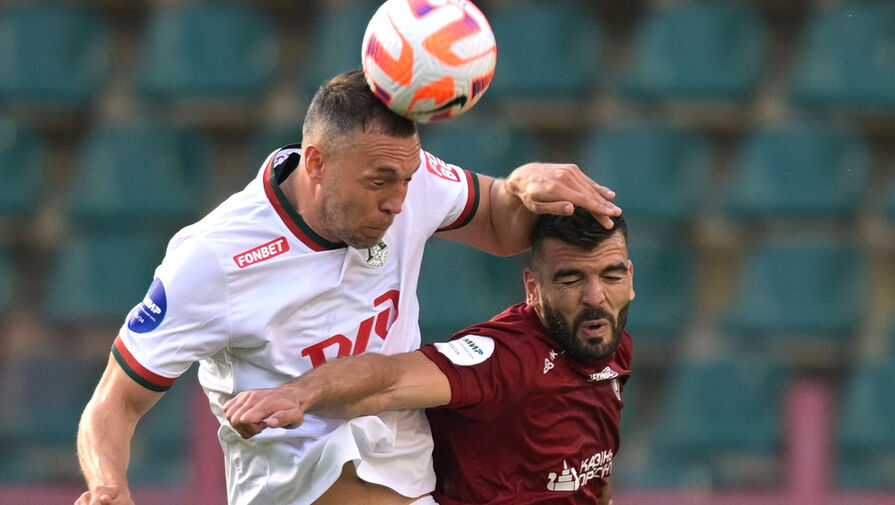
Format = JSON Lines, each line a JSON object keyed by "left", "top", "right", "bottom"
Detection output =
{"left": 319, "top": 192, "right": 389, "bottom": 250}
{"left": 542, "top": 302, "right": 628, "bottom": 363}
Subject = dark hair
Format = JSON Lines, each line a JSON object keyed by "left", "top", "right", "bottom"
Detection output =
{"left": 302, "top": 70, "right": 417, "bottom": 145}
{"left": 531, "top": 207, "right": 627, "bottom": 261}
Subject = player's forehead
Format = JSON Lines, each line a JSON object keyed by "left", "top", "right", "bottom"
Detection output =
{"left": 346, "top": 129, "right": 421, "bottom": 175}
{"left": 539, "top": 234, "right": 629, "bottom": 273}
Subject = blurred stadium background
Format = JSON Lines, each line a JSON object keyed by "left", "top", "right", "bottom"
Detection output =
{"left": 0, "top": 0, "right": 894, "bottom": 503}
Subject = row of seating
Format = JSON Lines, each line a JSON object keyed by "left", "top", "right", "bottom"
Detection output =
{"left": 2, "top": 1, "right": 895, "bottom": 110}
{"left": 3, "top": 117, "right": 895, "bottom": 227}
{"left": 616, "top": 355, "right": 895, "bottom": 490}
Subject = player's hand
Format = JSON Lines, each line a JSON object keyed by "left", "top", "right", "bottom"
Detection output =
{"left": 74, "top": 485, "right": 132, "bottom": 505}
{"left": 224, "top": 387, "right": 310, "bottom": 439}
{"left": 505, "top": 162, "right": 621, "bottom": 229}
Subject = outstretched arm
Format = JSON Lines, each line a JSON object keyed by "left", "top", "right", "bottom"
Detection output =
{"left": 76, "top": 354, "right": 165, "bottom": 505}
{"left": 224, "top": 350, "right": 450, "bottom": 439}
{"left": 439, "top": 163, "right": 621, "bottom": 256}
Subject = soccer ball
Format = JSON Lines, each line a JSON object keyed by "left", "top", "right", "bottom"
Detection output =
{"left": 362, "top": 0, "right": 497, "bottom": 123}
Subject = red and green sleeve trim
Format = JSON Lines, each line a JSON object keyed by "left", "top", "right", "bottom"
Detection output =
{"left": 437, "top": 170, "right": 480, "bottom": 232}
{"left": 262, "top": 153, "right": 346, "bottom": 252}
{"left": 112, "top": 336, "right": 177, "bottom": 392}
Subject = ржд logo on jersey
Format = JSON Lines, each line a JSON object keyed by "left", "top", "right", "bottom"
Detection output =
{"left": 424, "top": 151, "right": 461, "bottom": 182}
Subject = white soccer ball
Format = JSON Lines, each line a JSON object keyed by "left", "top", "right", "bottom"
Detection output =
{"left": 362, "top": 0, "right": 497, "bottom": 123}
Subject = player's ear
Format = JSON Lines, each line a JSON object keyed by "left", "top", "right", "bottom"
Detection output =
{"left": 523, "top": 267, "right": 541, "bottom": 309}
{"left": 303, "top": 143, "right": 325, "bottom": 182}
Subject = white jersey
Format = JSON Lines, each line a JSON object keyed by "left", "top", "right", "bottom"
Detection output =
{"left": 114, "top": 146, "right": 480, "bottom": 504}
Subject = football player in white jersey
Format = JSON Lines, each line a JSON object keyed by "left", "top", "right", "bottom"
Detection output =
{"left": 75, "top": 70, "right": 621, "bottom": 505}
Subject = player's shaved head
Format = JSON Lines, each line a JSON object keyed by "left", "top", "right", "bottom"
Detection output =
{"left": 303, "top": 70, "right": 418, "bottom": 153}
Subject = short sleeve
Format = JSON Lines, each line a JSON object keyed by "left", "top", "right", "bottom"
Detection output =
{"left": 420, "top": 334, "right": 533, "bottom": 421}
{"left": 406, "top": 150, "right": 481, "bottom": 234}
{"left": 115, "top": 233, "right": 230, "bottom": 391}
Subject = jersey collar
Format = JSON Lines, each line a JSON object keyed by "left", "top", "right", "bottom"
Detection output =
{"left": 262, "top": 147, "right": 346, "bottom": 252}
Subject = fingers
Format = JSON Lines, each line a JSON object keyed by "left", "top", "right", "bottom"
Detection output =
{"left": 224, "top": 390, "right": 307, "bottom": 439}
{"left": 509, "top": 162, "right": 622, "bottom": 227}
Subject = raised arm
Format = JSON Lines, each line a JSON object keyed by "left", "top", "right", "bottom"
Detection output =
{"left": 76, "top": 354, "right": 165, "bottom": 505}
{"left": 438, "top": 163, "right": 621, "bottom": 256}
{"left": 224, "top": 350, "right": 450, "bottom": 439}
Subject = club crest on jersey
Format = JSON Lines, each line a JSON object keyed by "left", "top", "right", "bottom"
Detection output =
{"left": 365, "top": 241, "right": 389, "bottom": 268}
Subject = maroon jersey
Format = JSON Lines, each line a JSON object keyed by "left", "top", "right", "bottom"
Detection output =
{"left": 419, "top": 303, "right": 633, "bottom": 505}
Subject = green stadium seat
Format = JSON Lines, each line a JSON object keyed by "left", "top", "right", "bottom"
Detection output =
{"left": 137, "top": 2, "right": 277, "bottom": 101}
{"left": 70, "top": 121, "right": 208, "bottom": 235}
{"left": 835, "top": 358, "right": 895, "bottom": 489}
{"left": 129, "top": 365, "right": 197, "bottom": 485}
{"left": 624, "top": 237, "right": 695, "bottom": 357}
{"left": 720, "top": 235, "right": 864, "bottom": 350}
{"left": 789, "top": 3, "right": 895, "bottom": 112}
{"left": 487, "top": 0, "right": 601, "bottom": 100}
{"left": 884, "top": 170, "right": 895, "bottom": 222}
{"left": 650, "top": 356, "right": 787, "bottom": 489}
{"left": 724, "top": 124, "right": 870, "bottom": 221}
{"left": 622, "top": 3, "right": 767, "bottom": 101}
{"left": 419, "top": 116, "right": 543, "bottom": 178}
{"left": 0, "top": 353, "right": 106, "bottom": 483}
{"left": 579, "top": 124, "right": 711, "bottom": 225}
{"left": 418, "top": 238, "right": 526, "bottom": 343}
{"left": 0, "top": 248, "right": 13, "bottom": 314}
{"left": 42, "top": 232, "right": 167, "bottom": 325}
{"left": 0, "top": 4, "right": 110, "bottom": 107}
{"left": 0, "top": 118, "right": 44, "bottom": 218}
{"left": 298, "top": 1, "right": 381, "bottom": 98}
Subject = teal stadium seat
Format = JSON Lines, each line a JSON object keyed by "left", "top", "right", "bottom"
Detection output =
{"left": 720, "top": 235, "right": 864, "bottom": 352}
{"left": 70, "top": 121, "right": 208, "bottom": 235}
{"left": 790, "top": 3, "right": 895, "bottom": 112}
{"left": 137, "top": 2, "right": 276, "bottom": 101}
{"left": 836, "top": 358, "right": 895, "bottom": 489}
{"left": 129, "top": 365, "right": 198, "bottom": 485}
{"left": 0, "top": 4, "right": 110, "bottom": 107}
{"left": 487, "top": 0, "right": 601, "bottom": 99}
{"left": 419, "top": 116, "right": 543, "bottom": 178}
{"left": 624, "top": 236, "right": 695, "bottom": 357}
{"left": 0, "top": 248, "right": 13, "bottom": 314}
{"left": 0, "top": 354, "right": 106, "bottom": 483}
{"left": 622, "top": 2, "right": 767, "bottom": 101}
{"left": 650, "top": 356, "right": 787, "bottom": 489}
{"left": 724, "top": 124, "right": 870, "bottom": 220}
{"left": 0, "top": 118, "right": 44, "bottom": 218}
{"left": 884, "top": 169, "right": 895, "bottom": 222}
{"left": 579, "top": 124, "right": 711, "bottom": 226}
{"left": 418, "top": 239, "right": 526, "bottom": 343}
{"left": 43, "top": 232, "right": 167, "bottom": 324}
{"left": 298, "top": 1, "right": 381, "bottom": 98}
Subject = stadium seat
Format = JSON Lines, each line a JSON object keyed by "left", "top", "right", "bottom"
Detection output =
{"left": 70, "top": 120, "right": 209, "bottom": 235}
{"left": 0, "top": 118, "right": 44, "bottom": 218}
{"left": 724, "top": 124, "right": 870, "bottom": 220}
{"left": 579, "top": 124, "right": 711, "bottom": 225}
{"left": 624, "top": 236, "right": 695, "bottom": 357}
{"left": 650, "top": 355, "right": 787, "bottom": 488}
{"left": 136, "top": 2, "right": 277, "bottom": 101}
{"left": 789, "top": 3, "right": 895, "bottom": 112}
{"left": 884, "top": 170, "right": 895, "bottom": 223}
{"left": 129, "top": 365, "right": 197, "bottom": 485}
{"left": 486, "top": 0, "right": 602, "bottom": 100}
{"left": 835, "top": 358, "right": 895, "bottom": 489}
{"left": 0, "top": 353, "right": 106, "bottom": 483}
{"left": 419, "top": 116, "right": 543, "bottom": 178}
{"left": 622, "top": 3, "right": 767, "bottom": 101}
{"left": 42, "top": 231, "right": 167, "bottom": 325}
{"left": 418, "top": 238, "right": 526, "bottom": 343}
{"left": 0, "top": 4, "right": 110, "bottom": 107}
{"left": 297, "top": 1, "right": 381, "bottom": 98}
{"left": 720, "top": 235, "right": 864, "bottom": 352}
{"left": 0, "top": 248, "right": 13, "bottom": 315}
